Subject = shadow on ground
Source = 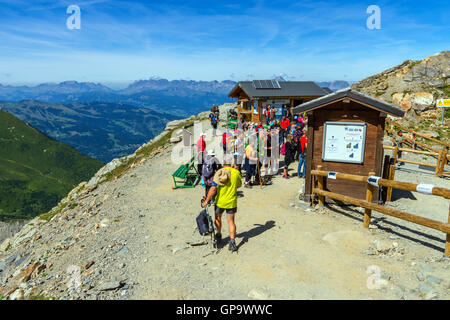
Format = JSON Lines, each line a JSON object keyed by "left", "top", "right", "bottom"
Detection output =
{"left": 218, "top": 220, "right": 276, "bottom": 250}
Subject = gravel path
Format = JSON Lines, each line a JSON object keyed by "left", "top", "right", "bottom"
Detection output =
{"left": 0, "top": 106, "right": 448, "bottom": 300}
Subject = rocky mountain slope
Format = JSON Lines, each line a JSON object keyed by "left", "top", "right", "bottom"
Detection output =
{"left": 352, "top": 51, "right": 449, "bottom": 114}
{"left": 0, "top": 110, "right": 103, "bottom": 222}
{"left": 0, "top": 103, "right": 448, "bottom": 301}
{"left": 351, "top": 50, "right": 449, "bottom": 143}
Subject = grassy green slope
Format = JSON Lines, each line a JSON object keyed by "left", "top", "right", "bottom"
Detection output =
{"left": 0, "top": 110, "right": 103, "bottom": 220}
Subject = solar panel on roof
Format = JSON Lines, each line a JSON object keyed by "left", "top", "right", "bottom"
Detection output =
{"left": 252, "top": 80, "right": 281, "bottom": 89}
{"left": 272, "top": 80, "right": 281, "bottom": 88}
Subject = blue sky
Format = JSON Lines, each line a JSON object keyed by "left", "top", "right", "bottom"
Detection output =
{"left": 0, "top": 0, "right": 448, "bottom": 85}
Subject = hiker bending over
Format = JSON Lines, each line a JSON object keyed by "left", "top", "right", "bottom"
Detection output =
{"left": 203, "top": 155, "right": 242, "bottom": 252}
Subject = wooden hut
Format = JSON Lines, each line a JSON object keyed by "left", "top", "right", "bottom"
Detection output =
{"left": 292, "top": 89, "right": 405, "bottom": 202}
{"left": 228, "top": 80, "right": 328, "bottom": 123}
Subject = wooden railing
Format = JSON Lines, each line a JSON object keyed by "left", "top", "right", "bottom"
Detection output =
{"left": 312, "top": 165, "right": 450, "bottom": 256}
{"left": 385, "top": 118, "right": 450, "bottom": 149}
{"left": 384, "top": 119, "right": 449, "bottom": 178}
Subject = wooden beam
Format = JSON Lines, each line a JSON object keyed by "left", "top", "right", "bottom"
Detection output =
{"left": 313, "top": 188, "right": 450, "bottom": 235}
{"left": 310, "top": 170, "right": 450, "bottom": 199}
{"left": 386, "top": 118, "right": 450, "bottom": 148}
{"left": 364, "top": 171, "right": 375, "bottom": 228}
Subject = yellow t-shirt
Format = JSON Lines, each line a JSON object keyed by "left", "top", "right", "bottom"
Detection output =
{"left": 213, "top": 166, "right": 242, "bottom": 209}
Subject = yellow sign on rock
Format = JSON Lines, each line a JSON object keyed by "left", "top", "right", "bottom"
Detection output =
{"left": 436, "top": 99, "right": 450, "bottom": 107}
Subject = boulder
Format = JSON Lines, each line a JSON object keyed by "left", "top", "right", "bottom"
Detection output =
{"left": 373, "top": 239, "right": 394, "bottom": 253}
{"left": 0, "top": 238, "right": 11, "bottom": 252}
{"left": 413, "top": 92, "right": 434, "bottom": 106}
{"left": 165, "top": 120, "right": 185, "bottom": 130}
{"left": 169, "top": 137, "right": 182, "bottom": 143}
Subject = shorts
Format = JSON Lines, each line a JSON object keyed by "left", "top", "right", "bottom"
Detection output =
{"left": 215, "top": 205, "right": 237, "bottom": 215}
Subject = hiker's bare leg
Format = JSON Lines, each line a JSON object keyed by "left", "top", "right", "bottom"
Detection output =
{"left": 215, "top": 213, "right": 222, "bottom": 235}
{"left": 227, "top": 214, "right": 236, "bottom": 239}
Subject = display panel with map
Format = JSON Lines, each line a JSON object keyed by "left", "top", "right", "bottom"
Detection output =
{"left": 322, "top": 122, "right": 367, "bottom": 164}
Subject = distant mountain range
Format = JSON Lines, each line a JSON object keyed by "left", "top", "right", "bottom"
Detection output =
{"left": 0, "top": 79, "right": 350, "bottom": 114}
{"left": 0, "top": 100, "right": 178, "bottom": 162}
{"left": 0, "top": 80, "right": 236, "bottom": 118}
{"left": 315, "top": 81, "right": 352, "bottom": 91}
{"left": 0, "top": 109, "right": 103, "bottom": 220}
{"left": 0, "top": 78, "right": 351, "bottom": 162}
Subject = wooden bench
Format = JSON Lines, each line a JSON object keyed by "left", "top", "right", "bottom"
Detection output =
{"left": 172, "top": 155, "right": 199, "bottom": 189}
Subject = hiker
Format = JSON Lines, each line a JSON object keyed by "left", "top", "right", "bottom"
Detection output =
{"left": 243, "top": 137, "right": 258, "bottom": 188}
{"left": 298, "top": 131, "right": 307, "bottom": 178}
{"left": 202, "top": 149, "right": 219, "bottom": 199}
{"left": 209, "top": 109, "right": 218, "bottom": 136}
{"left": 392, "top": 130, "right": 406, "bottom": 166}
{"left": 280, "top": 115, "right": 290, "bottom": 143}
{"left": 293, "top": 125, "right": 303, "bottom": 161}
{"left": 282, "top": 135, "right": 295, "bottom": 179}
{"left": 230, "top": 108, "right": 238, "bottom": 120}
{"left": 265, "top": 105, "right": 271, "bottom": 125}
{"left": 202, "top": 155, "right": 242, "bottom": 252}
{"left": 233, "top": 131, "right": 245, "bottom": 171}
{"left": 214, "top": 105, "right": 220, "bottom": 121}
{"left": 196, "top": 132, "right": 206, "bottom": 175}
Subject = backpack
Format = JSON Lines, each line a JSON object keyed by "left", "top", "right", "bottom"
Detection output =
{"left": 209, "top": 113, "right": 217, "bottom": 125}
{"left": 196, "top": 209, "right": 212, "bottom": 236}
{"left": 202, "top": 158, "right": 214, "bottom": 179}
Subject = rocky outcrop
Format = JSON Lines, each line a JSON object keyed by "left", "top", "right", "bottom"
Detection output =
{"left": 352, "top": 51, "right": 449, "bottom": 117}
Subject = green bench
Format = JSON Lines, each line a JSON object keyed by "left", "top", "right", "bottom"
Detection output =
{"left": 172, "top": 155, "right": 199, "bottom": 189}
{"left": 225, "top": 119, "right": 238, "bottom": 130}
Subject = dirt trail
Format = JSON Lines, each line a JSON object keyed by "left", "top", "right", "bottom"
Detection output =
{"left": 122, "top": 117, "right": 449, "bottom": 300}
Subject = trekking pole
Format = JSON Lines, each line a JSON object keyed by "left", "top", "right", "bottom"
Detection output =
{"left": 200, "top": 199, "right": 217, "bottom": 249}
{"left": 256, "top": 158, "right": 263, "bottom": 189}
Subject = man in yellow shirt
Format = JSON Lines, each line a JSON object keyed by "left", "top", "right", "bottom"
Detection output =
{"left": 202, "top": 155, "right": 242, "bottom": 252}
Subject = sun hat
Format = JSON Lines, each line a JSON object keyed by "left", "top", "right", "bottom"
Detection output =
{"left": 213, "top": 168, "right": 231, "bottom": 186}
{"left": 207, "top": 149, "right": 216, "bottom": 156}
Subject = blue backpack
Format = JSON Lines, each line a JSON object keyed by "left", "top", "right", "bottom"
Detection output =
{"left": 209, "top": 113, "right": 217, "bottom": 125}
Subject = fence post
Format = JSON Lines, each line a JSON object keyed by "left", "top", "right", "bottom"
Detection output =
{"left": 446, "top": 205, "right": 450, "bottom": 257}
{"left": 439, "top": 147, "right": 448, "bottom": 177}
{"left": 363, "top": 171, "right": 375, "bottom": 228}
{"left": 393, "top": 146, "right": 398, "bottom": 164}
{"left": 386, "top": 163, "right": 396, "bottom": 202}
{"left": 317, "top": 165, "right": 325, "bottom": 206}
{"left": 435, "top": 148, "right": 444, "bottom": 177}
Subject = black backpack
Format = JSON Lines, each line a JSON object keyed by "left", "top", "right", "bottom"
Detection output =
{"left": 196, "top": 209, "right": 213, "bottom": 236}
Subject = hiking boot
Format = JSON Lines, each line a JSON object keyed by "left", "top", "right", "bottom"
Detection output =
{"left": 214, "top": 233, "right": 222, "bottom": 245}
{"left": 228, "top": 239, "right": 238, "bottom": 252}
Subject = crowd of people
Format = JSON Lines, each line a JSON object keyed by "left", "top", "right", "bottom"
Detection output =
{"left": 200, "top": 106, "right": 309, "bottom": 187}
{"left": 197, "top": 105, "right": 309, "bottom": 252}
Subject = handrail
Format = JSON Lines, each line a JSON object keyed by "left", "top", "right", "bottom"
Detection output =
{"left": 386, "top": 118, "right": 450, "bottom": 148}
{"left": 311, "top": 166, "right": 450, "bottom": 256}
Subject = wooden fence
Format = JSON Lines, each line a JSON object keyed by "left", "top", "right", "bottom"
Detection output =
{"left": 385, "top": 118, "right": 449, "bottom": 178}
{"left": 311, "top": 165, "right": 450, "bottom": 256}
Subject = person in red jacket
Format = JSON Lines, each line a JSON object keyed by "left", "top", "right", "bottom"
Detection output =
{"left": 196, "top": 132, "right": 206, "bottom": 174}
{"left": 298, "top": 131, "right": 307, "bottom": 178}
{"left": 280, "top": 115, "right": 290, "bottom": 143}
